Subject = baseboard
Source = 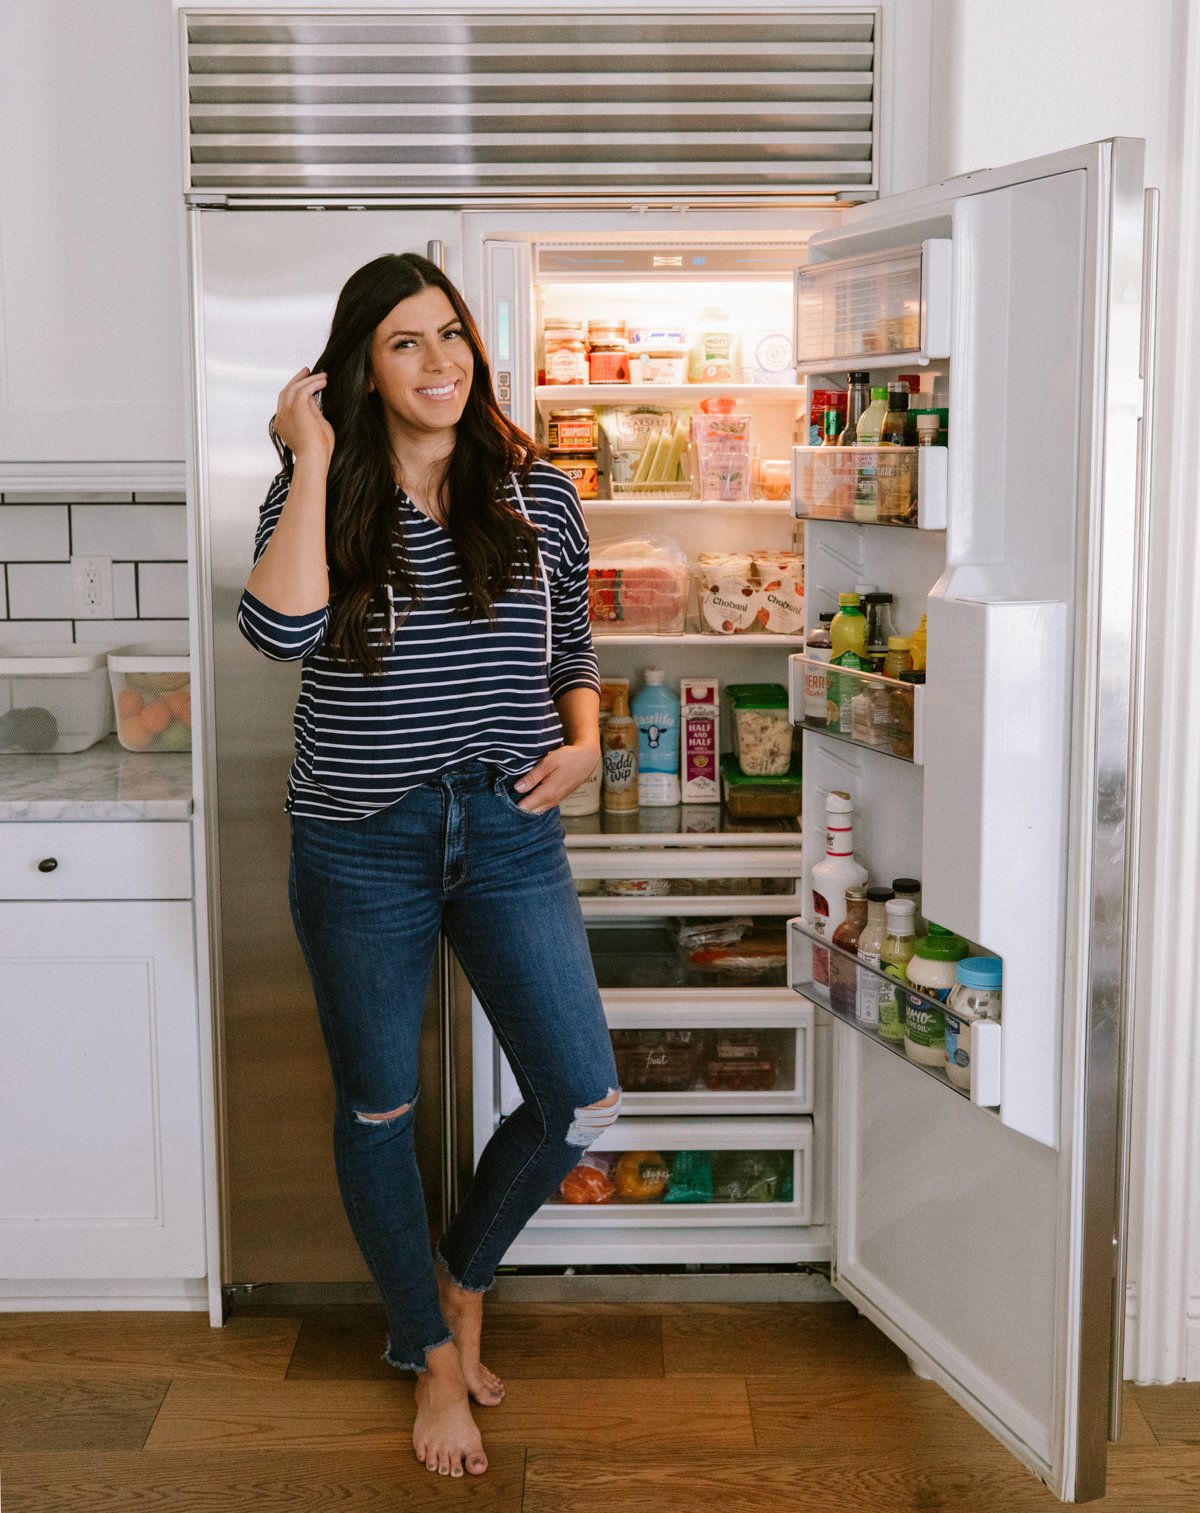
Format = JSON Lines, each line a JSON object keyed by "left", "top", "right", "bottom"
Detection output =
{"left": 0, "top": 1278, "right": 208, "bottom": 1311}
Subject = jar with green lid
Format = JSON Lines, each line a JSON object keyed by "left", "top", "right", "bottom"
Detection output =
{"left": 904, "top": 923, "right": 969, "bottom": 1067}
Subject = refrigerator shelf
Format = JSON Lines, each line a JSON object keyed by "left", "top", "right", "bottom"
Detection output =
{"left": 786, "top": 917, "right": 1002, "bottom": 1109}
{"left": 791, "top": 444, "right": 948, "bottom": 530}
{"left": 793, "top": 239, "right": 952, "bottom": 371}
{"left": 499, "top": 1221, "right": 831, "bottom": 1268}
{"left": 584, "top": 497, "right": 793, "bottom": 513}
{"left": 561, "top": 808, "right": 800, "bottom": 845}
{"left": 787, "top": 653, "right": 924, "bottom": 765}
{"left": 594, "top": 632, "right": 808, "bottom": 647}
{"left": 582, "top": 894, "right": 800, "bottom": 919}
{"left": 535, "top": 383, "right": 806, "bottom": 407}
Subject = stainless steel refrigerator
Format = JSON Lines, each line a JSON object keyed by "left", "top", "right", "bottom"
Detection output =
{"left": 189, "top": 136, "right": 1151, "bottom": 1501}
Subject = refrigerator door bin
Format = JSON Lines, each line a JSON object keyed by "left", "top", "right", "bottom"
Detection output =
{"left": 788, "top": 917, "right": 1002, "bottom": 1110}
{"left": 792, "top": 444, "right": 948, "bottom": 530}
{"left": 534, "top": 1116, "right": 813, "bottom": 1226}
{"left": 604, "top": 990, "right": 814, "bottom": 1114}
{"left": 788, "top": 654, "right": 923, "bottom": 765}
{"left": 794, "top": 239, "right": 952, "bottom": 370}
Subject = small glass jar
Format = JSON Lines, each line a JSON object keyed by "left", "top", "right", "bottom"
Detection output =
{"left": 945, "top": 956, "right": 1003, "bottom": 1091}
{"left": 547, "top": 408, "right": 599, "bottom": 452}
{"left": 587, "top": 319, "right": 629, "bottom": 383}
{"left": 544, "top": 320, "right": 588, "bottom": 384}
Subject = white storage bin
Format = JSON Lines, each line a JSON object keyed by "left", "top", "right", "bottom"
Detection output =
{"left": 107, "top": 642, "right": 192, "bottom": 753}
{"left": 0, "top": 644, "right": 111, "bottom": 754}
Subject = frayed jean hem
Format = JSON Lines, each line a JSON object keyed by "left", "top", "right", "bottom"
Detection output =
{"left": 382, "top": 1330, "right": 455, "bottom": 1375}
{"left": 435, "top": 1246, "right": 495, "bottom": 1296}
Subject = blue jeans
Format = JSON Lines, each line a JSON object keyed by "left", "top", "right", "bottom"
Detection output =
{"left": 287, "top": 760, "right": 621, "bottom": 1372}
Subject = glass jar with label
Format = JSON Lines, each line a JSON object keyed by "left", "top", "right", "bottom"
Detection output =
{"left": 587, "top": 320, "right": 630, "bottom": 383}
{"left": 547, "top": 408, "right": 599, "bottom": 453}
{"left": 945, "top": 956, "right": 1003, "bottom": 1091}
{"left": 544, "top": 320, "right": 588, "bottom": 384}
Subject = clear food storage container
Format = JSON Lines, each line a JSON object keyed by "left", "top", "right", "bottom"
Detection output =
{"left": 720, "top": 753, "right": 802, "bottom": 818}
{"left": 0, "top": 644, "right": 112, "bottom": 753}
{"left": 587, "top": 535, "right": 690, "bottom": 635}
{"left": 726, "top": 683, "right": 793, "bottom": 775}
{"left": 107, "top": 642, "right": 192, "bottom": 752}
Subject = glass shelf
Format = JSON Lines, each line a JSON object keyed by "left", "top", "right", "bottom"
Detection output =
{"left": 536, "top": 384, "right": 806, "bottom": 407}
{"left": 561, "top": 805, "right": 800, "bottom": 846}
{"left": 583, "top": 498, "right": 793, "bottom": 514}
{"left": 792, "top": 444, "right": 947, "bottom": 530}
{"left": 793, "top": 240, "right": 951, "bottom": 371}
{"left": 594, "top": 632, "right": 808, "bottom": 647}
{"left": 787, "top": 918, "right": 1002, "bottom": 1108}
{"left": 789, "top": 654, "right": 922, "bottom": 763}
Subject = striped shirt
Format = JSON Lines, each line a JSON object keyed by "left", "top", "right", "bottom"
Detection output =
{"left": 237, "top": 460, "right": 600, "bottom": 820}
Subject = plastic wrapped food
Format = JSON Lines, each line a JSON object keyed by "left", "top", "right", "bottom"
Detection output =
{"left": 559, "top": 1155, "right": 616, "bottom": 1205}
{"left": 704, "top": 1059, "right": 777, "bottom": 1091}
{"left": 664, "top": 1150, "right": 714, "bottom": 1203}
{"left": 614, "top": 1150, "right": 671, "bottom": 1201}
{"left": 684, "top": 926, "right": 789, "bottom": 981}
{"left": 588, "top": 534, "right": 690, "bottom": 634}
{"left": 673, "top": 917, "right": 754, "bottom": 951}
{"left": 711, "top": 1149, "right": 792, "bottom": 1203}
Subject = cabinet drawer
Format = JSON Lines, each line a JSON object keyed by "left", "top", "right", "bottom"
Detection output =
{"left": 0, "top": 822, "right": 192, "bottom": 900}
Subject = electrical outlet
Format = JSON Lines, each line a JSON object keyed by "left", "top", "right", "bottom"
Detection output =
{"left": 70, "top": 555, "right": 113, "bottom": 619}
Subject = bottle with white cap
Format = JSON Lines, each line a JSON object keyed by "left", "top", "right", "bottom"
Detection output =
{"left": 631, "top": 668, "right": 681, "bottom": 805}
{"left": 810, "top": 790, "right": 868, "bottom": 987}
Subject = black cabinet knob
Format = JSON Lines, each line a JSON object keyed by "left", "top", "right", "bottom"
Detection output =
{"left": 37, "top": 858, "right": 58, "bottom": 873}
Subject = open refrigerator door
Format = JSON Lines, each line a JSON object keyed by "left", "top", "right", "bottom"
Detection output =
{"left": 786, "top": 140, "right": 1148, "bottom": 1501}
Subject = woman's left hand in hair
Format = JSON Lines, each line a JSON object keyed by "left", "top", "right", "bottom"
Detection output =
{"left": 512, "top": 740, "right": 602, "bottom": 813}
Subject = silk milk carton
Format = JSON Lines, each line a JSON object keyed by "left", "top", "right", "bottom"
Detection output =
{"left": 680, "top": 678, "right": 720, "bottom": 803}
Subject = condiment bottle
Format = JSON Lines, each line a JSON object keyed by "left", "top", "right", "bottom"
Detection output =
{"left": 830, "top": 592, "right": 867, "bottom": 662}
{"left": 838, "top": 371, "right": 872, "bottom": 446}
{"left": 880, "top": 383, "right": 910, "bottom": 445}
{"left": 810, "top": 791, "right": 868, "bottom": 986}
{"left": 856, "top": 886, "right": 894, "bottom": 1025}
{"left": 916, "top": 412, "right": 940, "bottom": 447}
{"left": 830, "top": 885, "right": 868, "bottom": 1016}
{"left": 904, "top": 924, "right": 970, "bottom": 1067}
{"left": 852, "top": 386, "right": 889, "bottom": 523}
{"left": 945, "top": 956, "right": 1003, "bottom": 1091}
{"left": 891, "top": 877, "right": 924, "bottom": 936}
{"left": 829, "top": 593, "right": 871, "bottom": 733}
{"left": 879, "top": 897, "right": 917, "bottom": 1042}
{"left": 822, "top": 408, "right": 842, "bottom": 445}
{"left": 544, "top": 319, "right": 588, "bottom": 384}
{"left": 803, "top": 612, "right": 834, "bottom": 726}
{"left": 601, "top": 684, "right": 639, "bottom": 811}
{"left": 856, "top": 386, "right": 889, "bottom": 445}
{"left": 862, "top": 592, "right": 897, "bottom": 666}
{"left": 883, "top": 637, "right": 913, "bottom": 680}
{"left": 908, "top": 614, "right": 927, "bottom": 672}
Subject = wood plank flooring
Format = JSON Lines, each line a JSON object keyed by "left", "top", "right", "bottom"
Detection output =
{"left": 1, "top": 1301, "right": 1197, "bottom": 1510}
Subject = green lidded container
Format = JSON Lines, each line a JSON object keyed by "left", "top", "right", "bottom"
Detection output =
{"left": 726, "top": 683, "right": 793, "bottom": 777}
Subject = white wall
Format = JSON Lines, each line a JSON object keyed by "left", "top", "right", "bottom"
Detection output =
{"left": 931, "top": 0, "right": 1200, "bottom": 1384}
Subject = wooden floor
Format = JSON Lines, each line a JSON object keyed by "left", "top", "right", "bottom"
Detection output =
{"left": 2, "top": 1301, "right": 1198, "bottom": 1510}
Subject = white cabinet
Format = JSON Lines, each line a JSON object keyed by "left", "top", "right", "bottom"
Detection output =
{"left": 0, "top": 1, "right": 186, "bottom": 487}
{"left": 0, "top": 823, "right": 204, "bottom": 1278}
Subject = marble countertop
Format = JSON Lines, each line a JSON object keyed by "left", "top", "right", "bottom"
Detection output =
{"left": 0, "top": 736, "right": 193, "bottom": 820}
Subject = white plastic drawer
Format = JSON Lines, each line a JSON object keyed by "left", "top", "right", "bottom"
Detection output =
{"left": 532, "top": 1116, "right": 812, "bottom": 1227}
{"left": 605, "top": 989, "right": 814, "bottom": 1114}
{"left": 0, "top": 822, "right": 192, "bottom": 900}
{"left": 573, "top": 844, "right": 803, "bottom": 916}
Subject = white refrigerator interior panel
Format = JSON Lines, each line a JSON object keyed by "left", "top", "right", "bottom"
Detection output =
{"left": 836, "top": 1032, "right": 1058, "bottom": 1466}
{"left": 922, "top": 596, "right": 1068, "bottom": 1148}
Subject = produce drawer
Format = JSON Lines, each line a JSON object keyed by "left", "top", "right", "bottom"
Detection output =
{"left": 533, "top": 1116, "right": 813, "bottom": 1227}
{"left": 0, "top": 821, "right": 192, "bottom": 900}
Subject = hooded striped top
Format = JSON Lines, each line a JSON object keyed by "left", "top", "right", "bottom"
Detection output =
{"left": 237, "top": 460, "right": 599, "bottom": 821}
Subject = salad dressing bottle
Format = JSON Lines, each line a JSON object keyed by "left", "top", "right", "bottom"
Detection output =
{"left": 879, "top": 897, "right": 917, "bottom": 1042}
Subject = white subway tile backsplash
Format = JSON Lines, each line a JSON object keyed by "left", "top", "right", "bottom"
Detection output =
{"left": 112, "top": 562, "right": 137, "bottom": 618}
{"left": 72, "top": 504, "right": 187, "bottom": 561}
{"left": 0, "top": 505, "right": 70, "bottom": 561}
{"left": 0, "top": 621, "right": 74, "bottom": 645}
{"left": 7, "top": 563, "right": 74, "bottom": 619}
{"left": 137, "top": 561, "right": 189, "bottom": 618}
{"left": 74, "top": 620, "right": 187, "bottom": 648}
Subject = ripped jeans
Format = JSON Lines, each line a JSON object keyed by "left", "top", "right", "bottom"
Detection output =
{"left": 288, "top": 761, "right": 621, "bottom": 1372}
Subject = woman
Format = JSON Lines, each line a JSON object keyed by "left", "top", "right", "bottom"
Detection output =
{"left": 237, "top": 253, "right": 621, "bottom": 1479}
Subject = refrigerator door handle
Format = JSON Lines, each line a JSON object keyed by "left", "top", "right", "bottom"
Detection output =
{"left": 427, "top": 239, "right": 446, "bottom": 270}
{"left": 1108, "top": 184, "right": 1159, "bottom": 1444}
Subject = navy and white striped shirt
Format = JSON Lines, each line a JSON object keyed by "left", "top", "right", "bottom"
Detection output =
{"left": 237, "top": 460, "right": 600, "bottom": 820}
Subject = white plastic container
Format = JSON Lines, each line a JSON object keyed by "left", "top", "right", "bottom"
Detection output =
{"left": 107, "top": 642, "right": 192, "bottom": 752}
{"left": 628, "top": 348, "right": 689, "bottom": 384}
{"left": 0, "top": 644, "right": 112, "bottom": 753}
{"left": 945, "top": 956, "right": 1003, "bottom": 1091}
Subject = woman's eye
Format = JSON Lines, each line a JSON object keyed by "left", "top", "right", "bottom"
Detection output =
{"left": 443, "top": 328, "right": 463, "bottom": 342}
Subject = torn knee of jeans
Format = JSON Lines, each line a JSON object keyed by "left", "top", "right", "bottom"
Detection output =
{"left": 353, "top": 1090, "right": 418, "bottom": 1127}
{"left": 565, "top": 1088, "right": 621, "bottom": 1148}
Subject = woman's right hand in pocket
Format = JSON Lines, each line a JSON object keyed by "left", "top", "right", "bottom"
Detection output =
{"left": 272, "top": 368, "right": 335, "bottom": 467}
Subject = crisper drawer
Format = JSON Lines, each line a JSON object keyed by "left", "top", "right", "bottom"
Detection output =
{"left": 572, "top": 843, "right": 803, "bottom": 916}
{"left": 605, "top": 989, "right": 814, "bottom": 1114}
{"left": 0, "top": 822, "right": 192, "bottom": 900}
{"left": 532, "top": 1116, "right": 812, "bottom": 1227}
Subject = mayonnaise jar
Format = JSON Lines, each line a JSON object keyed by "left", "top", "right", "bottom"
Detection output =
{"left": 903, "top": 924, "right": 968, "bottom": 1067}
{"left": 944, "top": 956, "right": 1003, "bottom": 1091}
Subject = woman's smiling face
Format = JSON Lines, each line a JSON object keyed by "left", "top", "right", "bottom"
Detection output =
{"left": 366, "top": 284, "right": 475, "bottom": 443}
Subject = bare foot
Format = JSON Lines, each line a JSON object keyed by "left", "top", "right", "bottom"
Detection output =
{"left": 411, "top": 1342, "right": 487, "bottom": 1477}
{"left": 437, "top": 1267, "right": 507, "bottom": 1406}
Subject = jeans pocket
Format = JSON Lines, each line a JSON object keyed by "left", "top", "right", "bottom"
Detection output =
{"left": 495, "top": 773, "right": 556, "bottom": 820}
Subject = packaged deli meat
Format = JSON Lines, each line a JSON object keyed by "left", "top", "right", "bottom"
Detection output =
{"left": 588, "top": 534, "right": 689, "bottom": 634}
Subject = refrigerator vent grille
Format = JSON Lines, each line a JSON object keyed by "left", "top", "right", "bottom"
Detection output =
{"left": 184, "top": 10, "right": 876, "bottom": 201}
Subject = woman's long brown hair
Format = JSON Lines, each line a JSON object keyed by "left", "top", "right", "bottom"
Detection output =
{"left": 270, "top": 253, "right": 539, "bottom": 675}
